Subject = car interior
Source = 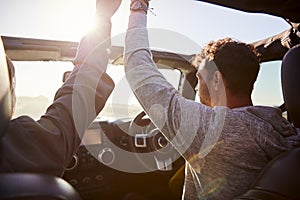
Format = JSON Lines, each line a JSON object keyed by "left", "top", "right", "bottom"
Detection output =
{"left": 1, "top": 0, "right": 300, "bottom": 199}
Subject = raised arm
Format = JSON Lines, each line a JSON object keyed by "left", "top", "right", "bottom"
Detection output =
{"left": 124, "top": 0, "right": 215, "bottom": 159}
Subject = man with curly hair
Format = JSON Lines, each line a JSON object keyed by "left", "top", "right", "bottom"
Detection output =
{"left": 192, "top": 37, "right": 260, "bottom": 108}
{"left": 124, "top": 1, "right": 300, "bottom": 199}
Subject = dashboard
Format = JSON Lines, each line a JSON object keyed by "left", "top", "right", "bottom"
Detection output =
{"left": 63, "top": 118, "right": 185, "bottom": 200}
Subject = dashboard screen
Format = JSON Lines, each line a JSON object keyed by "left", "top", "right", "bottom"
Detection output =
{"left": 81, "top": 129, "right": 101, "bottom": 145}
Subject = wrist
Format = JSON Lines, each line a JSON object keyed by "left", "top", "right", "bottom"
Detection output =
{"left": 95, "top": 13, "right": 112, "bottom": 23}
{"left": 130, "top": 0, "right": 149, "bottom": 14}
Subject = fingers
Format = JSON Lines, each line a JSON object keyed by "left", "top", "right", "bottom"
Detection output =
{"left": 96, "top": 0, "right": 122, "bottom": 19}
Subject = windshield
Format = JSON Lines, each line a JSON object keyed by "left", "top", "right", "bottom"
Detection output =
{"left": 12, "top": 61, "right": 181, "bottom": 120}
{"left": 13, "top": 61, "right": 73, "bottom": 120}
{"left": 13, "top": 59, "right": 283, "bottom": 121}
{"left": 100, "top": 66, "right": 181, "bottom": 120}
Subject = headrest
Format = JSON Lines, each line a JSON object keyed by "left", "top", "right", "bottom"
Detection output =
{"left": 281, "top": 44, "right": 300, "bottom": 128}
{"left": 0, "top": 36, "right": 12, "bottom": 137}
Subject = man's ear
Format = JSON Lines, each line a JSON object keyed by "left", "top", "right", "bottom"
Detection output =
{"left": 213, "top": 71, "right": 222, "bottom": 90}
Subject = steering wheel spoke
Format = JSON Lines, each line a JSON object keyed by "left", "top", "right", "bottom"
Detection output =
{"left": 128, "top": 111, "right": 180, "bottom": 172}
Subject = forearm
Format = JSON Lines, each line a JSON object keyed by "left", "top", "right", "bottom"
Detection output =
{"left": 73, "top": 17, "right": 112, "bottom": 69}
{"left": 54, "top": 17, "right": 114, "bottom": 135}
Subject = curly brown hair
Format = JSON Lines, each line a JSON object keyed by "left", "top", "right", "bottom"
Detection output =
{"left": 192, "top": 37, "right": 260, "bottom": 96}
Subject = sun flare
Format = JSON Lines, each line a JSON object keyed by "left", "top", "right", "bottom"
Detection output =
{"left": 54, "top": 0, "right": 96, "bottom": 41}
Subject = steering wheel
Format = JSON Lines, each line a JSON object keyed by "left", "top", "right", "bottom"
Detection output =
{"left": 128, "top": 111, "right": 180, "bottom": 172}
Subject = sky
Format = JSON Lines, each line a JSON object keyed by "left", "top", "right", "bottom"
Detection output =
{"left": 0, "top": 0, "right": 290, "bottom": 45}
{"left": 0, "top": 0, "right": 291, "bottom": 106}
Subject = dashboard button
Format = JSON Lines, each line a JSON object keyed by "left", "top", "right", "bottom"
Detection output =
{"left": 98, "top": 148, "right": 115, "bottom": 165}
{"left": 82, "top": 177, "right": 91, "bottom": 184}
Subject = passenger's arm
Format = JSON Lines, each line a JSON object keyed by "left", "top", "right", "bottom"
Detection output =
{"left": 124, "top": 3, "right": 216, "bottom": 160}
{"left": 0, "top": 0, "right": 121, "bottom": 176}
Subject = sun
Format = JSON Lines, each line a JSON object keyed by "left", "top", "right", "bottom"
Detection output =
{"left": 54, "top": 0, "right": 97, "bottom": 41}
{"left": 53, "top": 0, "right": 129, "bottom": 42}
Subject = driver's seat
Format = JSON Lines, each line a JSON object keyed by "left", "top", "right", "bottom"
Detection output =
{"left": 0, "top": 37, "right": 82, "bottom": 200}
{"left": 235, "top": 45, "right": 300, "bottom": 200}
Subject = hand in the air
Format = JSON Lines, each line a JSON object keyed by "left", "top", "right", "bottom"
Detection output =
{"left": 96, "top": 0, "right": 122, "bottom": 19}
